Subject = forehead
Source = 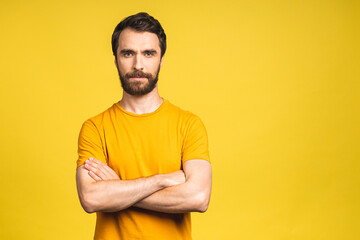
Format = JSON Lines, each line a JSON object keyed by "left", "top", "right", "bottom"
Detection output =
{"left": 118, "top": 28, "right": 160, "bottom": 52}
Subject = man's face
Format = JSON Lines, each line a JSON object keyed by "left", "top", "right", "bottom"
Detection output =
{"left": 115, "top": 28, "right": 163, "bottom": 96}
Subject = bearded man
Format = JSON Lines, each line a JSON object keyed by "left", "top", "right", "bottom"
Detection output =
{"left": 76, "top": 12, "right": 212, "bottom": 240}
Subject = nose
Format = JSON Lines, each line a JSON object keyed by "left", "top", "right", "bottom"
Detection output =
{"left": 133, "top": 54, "right": 144, "bottom": 71}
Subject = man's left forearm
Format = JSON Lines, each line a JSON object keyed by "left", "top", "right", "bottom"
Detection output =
{"left": 133, "top": 181, "right": 209, "bottom": 213}
{"left": 134, "top": 160, "right": 212, "bottom": 214}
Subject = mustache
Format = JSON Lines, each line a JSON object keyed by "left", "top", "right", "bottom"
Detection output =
{"left": 125, "top": 70, "right": 152, "bottom": 79}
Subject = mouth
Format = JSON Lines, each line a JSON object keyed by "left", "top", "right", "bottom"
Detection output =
{"left": 129, "top": 77, "right": 147, "bottom": 81}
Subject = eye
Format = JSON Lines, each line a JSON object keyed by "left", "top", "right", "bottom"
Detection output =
{"left": 144, "top": 51, "right": 155, "bottom": 57}
{"left": 123, "top": 52, "right": 133, "bottom": 57}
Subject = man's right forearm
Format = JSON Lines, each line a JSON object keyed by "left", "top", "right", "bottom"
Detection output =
{"left": 76, "top": 166, "right": 174, "bottom": 213}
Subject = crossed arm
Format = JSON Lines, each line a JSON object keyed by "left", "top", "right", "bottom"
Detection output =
{"left": 76, "top": 158, "right": 212, "bottom": 214}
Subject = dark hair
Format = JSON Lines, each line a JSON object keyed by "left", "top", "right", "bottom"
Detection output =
{"left": 111, "top": 12, "right": 167, "bottom": 59}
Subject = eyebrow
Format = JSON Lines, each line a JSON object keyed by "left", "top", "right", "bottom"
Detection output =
{"left": 143, "top": 49, "right": 157, "bottom": 54}
{"left": 120, "top": 49, "right": 135, "bottom": 54}
{"left": 119, "top": 49, "right": 158, "bottom": 54}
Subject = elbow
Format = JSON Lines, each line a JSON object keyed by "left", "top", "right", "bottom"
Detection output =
{"left": 199, "top": 204, "right": 209, "bottom": 213}
{"left": 79, "top": 193, "right": 98, "bottom": 214}
{"left": 193, "top": 192, "right": 210, "bottom": 213}
{"left": 197, "top": 199, "right": 209, "bottom": 213}
{"left": 82, "top": 200, "right": 96, "bottom": 214}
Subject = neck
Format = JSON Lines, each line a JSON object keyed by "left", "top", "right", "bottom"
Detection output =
{"left": 119, "top": 86, "right": 163, "bottom": 114}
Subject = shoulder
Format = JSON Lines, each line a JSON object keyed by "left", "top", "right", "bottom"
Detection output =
{"left": 164, "top": 100, "right": 206, "bottom": 135}
{"left": 165, "top": 99, "right": 202, "bottom": 122}
{"left": 81, "top": 102, "right": 119, "bottom": 129}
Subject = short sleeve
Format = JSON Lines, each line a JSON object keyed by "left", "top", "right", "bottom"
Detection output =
{"left": 77, "top": 119, "right": 107, "bottom": 168}
{"left": 182, "top": 116, "right": 210, "bottom": 163}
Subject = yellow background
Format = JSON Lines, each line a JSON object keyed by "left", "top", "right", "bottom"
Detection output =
{"left": 1, "top": 0, "right": 359, "bottom": 239}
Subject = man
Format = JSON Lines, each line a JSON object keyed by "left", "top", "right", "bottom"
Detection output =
{"left": 76, "top": 12, "right": 212, "bottom": 240}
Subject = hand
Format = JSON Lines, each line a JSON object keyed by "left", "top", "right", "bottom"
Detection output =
{"left": 84, "top": 157, "right": 120, "bottom": 181}
{"left": 163, "top": 170, "right": 186, "bottom": 187}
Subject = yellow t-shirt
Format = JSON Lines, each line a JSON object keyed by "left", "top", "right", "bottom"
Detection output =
{"left": 77, "top": 99, "right": 210, "bottom": 240}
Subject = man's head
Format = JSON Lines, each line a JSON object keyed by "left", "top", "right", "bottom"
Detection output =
{"left": 112, "top": 12, "right": 166, "bottom": 60}
{"left": 112, "top": 13, "right": 166, "bottom": 96}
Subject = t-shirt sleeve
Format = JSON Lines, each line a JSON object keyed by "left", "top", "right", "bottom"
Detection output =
{"left": 77, "top": 119, "right": 107, "bottom": 168}
{"left": 182, "top": 115, "right": 210, "bottom": 163}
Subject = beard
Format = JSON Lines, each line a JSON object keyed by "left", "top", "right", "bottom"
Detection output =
{"left": 117, "top": 65, "right": 160, "bottom": 96}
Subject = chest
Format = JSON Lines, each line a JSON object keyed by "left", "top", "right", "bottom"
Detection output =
{"left": 103, "top": 116, "right": 183, "bottom": 179}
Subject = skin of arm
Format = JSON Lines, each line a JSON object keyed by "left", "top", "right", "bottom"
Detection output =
{"left": 76, "top": 158, "right": 185, "bottom": 213}
{"left": 133, "top": 159, "right": 212, "bottom": 213}
{"left": 85, "top": 158, "right": 212, "bottom": 214}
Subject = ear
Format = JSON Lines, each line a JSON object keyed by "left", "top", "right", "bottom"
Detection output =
{"left": 114, "top": 58, "right": 118, "bottom": 69}
{"left": 160, "top": 56, "right": 164, "bottom": 68}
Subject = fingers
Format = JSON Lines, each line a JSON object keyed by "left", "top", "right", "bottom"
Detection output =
{"left": 84, "top": 158, "right": 107, "bottom": 180}
{"left": 90, "top": 158, "right": 120, "bottom": 180}
{"left": 84, "top": 157, "right": 120, "bottom": 181}
{"left": 92, "top": 158, "right": 119, "bottom": 179}
{"left": 88, "top": 170, "right": 102, "bottom": 181}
